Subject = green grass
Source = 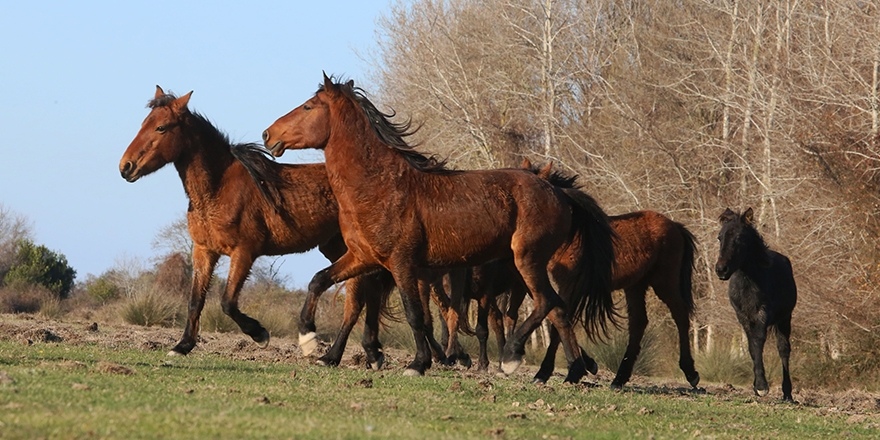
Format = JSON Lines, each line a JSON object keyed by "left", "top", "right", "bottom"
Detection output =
{"left": 2, "top": 341, "right": 878, "bottom": 439}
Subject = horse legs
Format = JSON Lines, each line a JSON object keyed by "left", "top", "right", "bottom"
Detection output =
{"left": 391, "top": 263, "right": 433, "bottom": 376}
{"left": 298, "top": 237, "right": 349, "bottom": 356}
{"left": 419, "top": 277, "right": 449, "bottom": 365}
{"left": 611, "top": 286, "right": 649, "bottom": 389}
{"left": 661, "top": 291, "right": 700, "bottom": 388}
{"left": 221, "top": 250, "right": 269, "bottom": 347}
{"left": 170, "top": 246, "right": 219, "bottom": 356}
{"left": 532, "top": 320, "right": 598, "bottom": 384}
{"left": 304, "top": 252, "right": 381, "bottom": 353}
{"left": 744, "top": 322, "right": 770, "bottom": 397}
{"left": 315, "top": 272, "right": 391, "bottom": 369}
{"left": 438, "top": 270, "right": 472, "bottom": 368}
{"left": 776, "top": 315, "right": 794, "bottom": 402}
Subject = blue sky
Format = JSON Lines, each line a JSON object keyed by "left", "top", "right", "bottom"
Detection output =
{"left": 0, "top": 1, "right": 396, "bottom": 287}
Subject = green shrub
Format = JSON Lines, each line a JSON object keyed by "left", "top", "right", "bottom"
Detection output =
{"left": 86, "top": 277, "right": 121, "bottom": 304}
{"left": 4, "top": 239, "right": 76, "bottom": 299}
{"left": 120, "top": 289, "right": 183, "bottom": 327}
{"left": 201, "top": 301, "right": 238, "bottom": 333}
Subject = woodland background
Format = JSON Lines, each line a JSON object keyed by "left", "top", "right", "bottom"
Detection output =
{"left": 2, "top": 0, "right": 880, "bottom": 390}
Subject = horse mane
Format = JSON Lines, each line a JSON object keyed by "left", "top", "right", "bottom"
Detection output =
{"left": 149, "top": 92, "right": 286, "bottom": 210}
{"left": 323, "top": 77, "right": 451, "bottom": 174}
{"left": 520, "top": 161, "right": 581, "bottom": 189}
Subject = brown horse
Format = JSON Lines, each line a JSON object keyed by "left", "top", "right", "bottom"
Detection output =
{"left": 505, "top": 162, "right": 700, "bottom": 388}
{"left": 262, "top": 74, "right": 616, "bottom": 380}
{"left": 119, "top": 86, "right": 394, "bottom": 368}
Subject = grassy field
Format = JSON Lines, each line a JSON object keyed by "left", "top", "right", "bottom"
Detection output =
{"left": 1, "top": 315, "right": 879, "bottom": 439}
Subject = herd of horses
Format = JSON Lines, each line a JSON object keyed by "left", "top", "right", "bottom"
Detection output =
{"left": 119, "top": 75, "right": 797, "bottom": 402}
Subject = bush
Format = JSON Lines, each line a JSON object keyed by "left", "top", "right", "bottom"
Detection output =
{"left": 0, "top": 282, "right": 53, "bottom": 314}
{"left": 694, "top": 341, "right": 755, "bottom": 386}
{"left": 86, "top": 276, "right": 121, "bottom": 304}
{"left": 4, "top": 239, "right": 76, "bottom": 299}
{"left": 120, "top": 289, "right": 183, "bottom": 327}
{"left": 201, "top": 300, "right": 238, "bottom": 333}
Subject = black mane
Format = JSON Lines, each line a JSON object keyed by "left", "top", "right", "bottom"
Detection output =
{"left": 150, "top": 92, "right": 285, "bottom": 209}
{"left": 324, "top": 77, "right": 451, "bottom": 174}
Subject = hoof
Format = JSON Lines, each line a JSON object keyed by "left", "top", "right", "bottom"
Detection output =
{"left": 458, "top": 355, "right": 473, "bottom": 369}
{"left": 587, "top": 359, "right": 599, "bottom": 375}
{"left": 254, "top": 329, "right": 270, "bottom": 349}
{"left": 531, "top": 377, "right": 547, "bottom": 385}
{"left": 500, "top": 359, "right": 522, "bottom": 375}
{"left": 688, "top": 372, "right": 701, "bottom": 388}
{"left": 755, "top": 388, "right": 769, "bottom": 397}
{"left": 369, "top": 353, "right": 385, "bottom": 371}
{"left": 299, "top": 332, "right": 319, "bottom": 356}
{"left": 610, "top": 382, "right": 623, "bottom": 390}
{"left": 167, "top": 350, "right": 185, "bottom": 357}
{"left": 403, "top": 368, "right": 424, "bottom": 377}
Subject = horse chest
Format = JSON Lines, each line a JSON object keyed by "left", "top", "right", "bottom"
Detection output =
{"left": 727, "top": 273, "right": 769, "bottom": 320}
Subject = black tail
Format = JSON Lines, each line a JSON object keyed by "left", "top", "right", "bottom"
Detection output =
{"left": 676, "top": 222, "right": 698, "bottom": 317}
{"left": 230, "top": 143, "right": 285, "bottom": 211}
{"left": 560, "top": 188, "right": 619, "bottom": 340}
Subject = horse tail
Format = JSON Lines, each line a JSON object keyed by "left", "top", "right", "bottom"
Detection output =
{"left": 456, "top": 267, "right": 476, "bottom": 336}
{"left": 559, "top": 188, "right": 619, "bottom": 341}
{"left": 374, "top": 271, "right": 399, "bottom": 325}
{"left": 676, "top": 222, "right": 698, "bottom": 317}
{"left": 230, "top": 143, "right": 285, "bottom": 211}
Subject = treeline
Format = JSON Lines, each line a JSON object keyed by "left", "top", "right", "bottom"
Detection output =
{"left": 371, "top": 0, "right": 880, "bottom": 387}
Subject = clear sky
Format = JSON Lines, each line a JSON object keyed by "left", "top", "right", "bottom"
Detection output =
{"left": 0, "top": 1, "right": 395, "bottom": 287}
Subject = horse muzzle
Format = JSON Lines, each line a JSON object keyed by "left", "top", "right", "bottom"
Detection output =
{"left": 714, "top": 262, "right": 732, "bottom": 280}
{"left": 119, "top": 161, "right": 141, "bottom": 183}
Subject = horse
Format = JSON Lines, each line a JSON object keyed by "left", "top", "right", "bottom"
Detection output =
{"left": 451, "top": 161, "right": 700, "bottom": 388}
{"left": 262, "top": 74, "right": 616, "bottom": 380}
{"left": 715, "top": 207, "right": 796, "bottom": 401}
{"left": 119, "top": 86, "right": 395, "bottom": 368}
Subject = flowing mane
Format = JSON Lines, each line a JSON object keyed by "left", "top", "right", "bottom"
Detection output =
{"left": 149, "top": 91, "right": 286, "bottom": 209}
{"left": 322, "top": 78, "right": 451, "bottom": 173}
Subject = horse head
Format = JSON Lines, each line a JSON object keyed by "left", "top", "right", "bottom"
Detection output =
{"left": 714, "top": 207, "right": 755, "bottom": 280}
{"left": 119, "top": 86, "right": 193, "bottom": 182}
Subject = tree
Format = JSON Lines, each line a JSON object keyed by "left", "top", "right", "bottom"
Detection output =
{"left": 4, "top": 239, "right": 76, "bottom": 299}
{"left": 0, "top": 204, "right": 33, "bottom": 278}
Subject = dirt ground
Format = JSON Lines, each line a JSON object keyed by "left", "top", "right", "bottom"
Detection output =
{"left": 1, "top": 313, "right": 879, "bottom": 417}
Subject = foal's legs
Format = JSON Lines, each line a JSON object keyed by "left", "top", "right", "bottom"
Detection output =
{"left": 776, "top": 316, "right": 794, "bottom": 402}
{"left": 170, "top": 245, "right": 220, "bottom": 356}
{"left": 744, "top": 322, "right": 770, "bottom": 397}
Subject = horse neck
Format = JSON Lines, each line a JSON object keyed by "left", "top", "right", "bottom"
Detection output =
{"left": 737, "top": 233, "right": 771, "bottom": 278}
{"left": 323, "top": 104, "right": 410, "bottom": 185}
{"left": 172, "top": 117, "right": 236, "bottom": 205}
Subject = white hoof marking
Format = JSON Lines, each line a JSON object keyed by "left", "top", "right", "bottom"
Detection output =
{"left": 299, "top": 332, "right": 318, "bottom": 356}
{"left": 403, "top": 368, "right": 423, "bottom": 377}
{"left": 501, "top": 359, "right": 522, "bottom": 375}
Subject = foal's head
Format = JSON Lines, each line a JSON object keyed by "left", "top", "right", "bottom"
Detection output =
{"left": 715, "top": 207, "right": 768, "bottom": 280}
{"left": 119, "top": 86, "right": 193, "bottom": 182}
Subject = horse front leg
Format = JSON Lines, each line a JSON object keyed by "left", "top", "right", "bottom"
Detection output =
{"left": 611, "top": 287, "right": 649, "bottom": 389}
{"left": 744, "top": 322, "right": 770, "bottom": 397}
{"left": 221, "top": 250, "right": 268, "bottom": 347}
{"left": 316, "top": 276, "right": 367, "bottom": 367}
{"left": 303, "top": 252, "right": 380, "bottom": 355}
{"left": 169, "top": 246, "right": 219, "bottom": 356}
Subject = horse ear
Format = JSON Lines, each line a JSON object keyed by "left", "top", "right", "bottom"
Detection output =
{"left": 155, "top": 85, "right": 165, "bottom": 98}
{"left": 172, "top": 91, "right": 193, "bottom": 113}
{"left": 718, "top": 208, "right": 737, "bottom": 224}
{"left": 346, "top": 79, "right": 355, "bottom": 88}
{"left": 323, "top": 71, "right": 334, "bottom": 92}
{"left": 520, "top": 158, "right": 532, "bottom": 169}
{"left": 539, "top": 162, "right": 553, "bottom": 179}
{"left": 742, "top": 207, "right": 755, "bottom": 225}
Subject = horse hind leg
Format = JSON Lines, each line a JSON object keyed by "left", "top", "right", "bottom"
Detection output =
{"left": 776, "top": 316, "right": 794, "bottom": 402}
{"left": 654, "top": 282, "right": 700, "bottom": 388}
{"left": 316, "top": 274, "right": 378, "bottom": 367}
{"left": 221, "top": 252, "right": 269, "bottom": 348}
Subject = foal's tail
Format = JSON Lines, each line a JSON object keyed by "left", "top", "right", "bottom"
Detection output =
{"left": 676, "top": 222, "right": 698, "bottom": 317}
{"left": 560, "top": 188, "right": 619, "bottom": 340}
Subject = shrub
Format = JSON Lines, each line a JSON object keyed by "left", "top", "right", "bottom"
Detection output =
{"left": 694, "top": 341, "right": 755, "bottom": 386}
{"left": 0, "top": 282, "right": 53, "bottom": 314}
{"left": 4, "top": 239, "right": 76, "bottom": 299}
{"left": 120, "top": 289, "right": 183, "bottom": 327}
{"left": 583, "top": 325, "right": 664, "bottom": 378}
{"left": 201, "top": 300, "right": 238, "bottom": 333}
{"left": 86, "top": 277, "right": 121, "bottom": 304}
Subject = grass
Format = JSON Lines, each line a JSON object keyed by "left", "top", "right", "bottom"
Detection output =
{"left": 1, "top": 334, "right": 878, "bottom": 439}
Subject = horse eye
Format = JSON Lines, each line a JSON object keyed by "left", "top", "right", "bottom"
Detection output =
{"left": 156, "top": 125, "right": 167, "bottom": 133}
{"left": 303, "top": 104, "right": 312, "bottom": 111}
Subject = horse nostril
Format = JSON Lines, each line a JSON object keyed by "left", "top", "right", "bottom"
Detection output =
{"left": 262, "top": 129, "right": 270, "bottom": 143}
